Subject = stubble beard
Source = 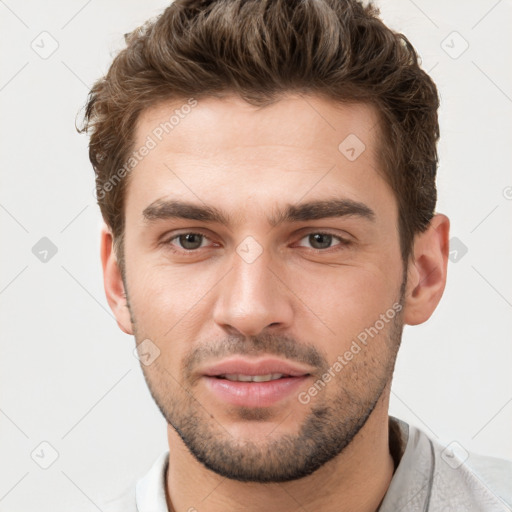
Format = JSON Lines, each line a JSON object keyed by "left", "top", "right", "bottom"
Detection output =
{"left": 133, "top": 301, "right": 404, "bottom": 483}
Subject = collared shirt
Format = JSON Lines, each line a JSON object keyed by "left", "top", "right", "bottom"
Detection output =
{"left": 100, "top": 416, "right": 512, "bottom": 511}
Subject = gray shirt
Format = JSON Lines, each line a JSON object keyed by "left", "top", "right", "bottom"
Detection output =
{"left": 100, "top": 416, "right": 512, "bottom": 511}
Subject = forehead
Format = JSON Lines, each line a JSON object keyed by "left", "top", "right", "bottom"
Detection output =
{"left": 135, "top": 94, "right": 382, "bottom": 162}
{"left": 126, "top": 94, "right": 394, "bottom": 225}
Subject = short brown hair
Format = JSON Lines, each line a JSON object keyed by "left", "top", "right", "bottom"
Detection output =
{"left": 78, "top": 0, "right": 439, "bottom": 274}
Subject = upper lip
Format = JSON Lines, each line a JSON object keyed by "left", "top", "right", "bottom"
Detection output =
{"left": 201, "top": 357, "right": 313, "bottom": 377}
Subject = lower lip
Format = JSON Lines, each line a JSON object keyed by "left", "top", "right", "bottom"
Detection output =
{"left": 203, "top": 376, "right": 309, "bottom": 407}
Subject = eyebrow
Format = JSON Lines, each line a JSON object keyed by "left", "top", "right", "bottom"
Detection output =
{"left": 142, "top": 198, "right": 375, "bottom": 228}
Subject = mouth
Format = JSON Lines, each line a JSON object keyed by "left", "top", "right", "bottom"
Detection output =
{"left": 213, "top": 373, "right": 302, "bottom": 382}
{"left": 200, "top": 357, "right": 313, "bottom": 408}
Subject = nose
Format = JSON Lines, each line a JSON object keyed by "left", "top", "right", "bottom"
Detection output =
{"left": 212, "top": 245, "right": 293, "bottom": 337}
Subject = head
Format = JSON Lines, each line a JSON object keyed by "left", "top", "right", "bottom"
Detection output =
{"left": 79, "top": 0, "right": 449, "bottom": 483}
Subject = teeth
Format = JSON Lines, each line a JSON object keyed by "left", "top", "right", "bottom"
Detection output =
{"left": 252, "top": 373, "right": 283, "bottom": 382}
{"left": 222, "top": 373, "right": 285, "bottom": 382}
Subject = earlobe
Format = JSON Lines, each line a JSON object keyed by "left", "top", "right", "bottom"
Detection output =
{"left": 100, "top": 224, "right": 133, "bottom": 335}
{"left": 402, "top": 214, "right": 450, "bottom": 326}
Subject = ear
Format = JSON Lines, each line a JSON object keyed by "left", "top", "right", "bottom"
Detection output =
{"left": 402, "top": 214, "right": 450, "bottom": 326}
{"left": 100, "top": 223, "right": 133, "bottom": 335}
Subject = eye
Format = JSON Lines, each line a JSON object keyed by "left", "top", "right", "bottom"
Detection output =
{"left": 296, "top": 232, "right": 350, "bottom": 251}
{"left": 167, "top": 232, "right": 210, "bottom": 251}
{"left": 161, "top": 230, "right": 351, "bottom": 254}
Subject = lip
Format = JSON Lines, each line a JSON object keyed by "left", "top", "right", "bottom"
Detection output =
{"left": 200, "top": 357, "right": 312, "bottom": 408}
{"left": 200, "top": 357, "right": 313, "bottom": 378}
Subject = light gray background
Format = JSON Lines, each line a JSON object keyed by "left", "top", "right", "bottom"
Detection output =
{"left": 1, "top": 0, "right": 511, "bottom": 510}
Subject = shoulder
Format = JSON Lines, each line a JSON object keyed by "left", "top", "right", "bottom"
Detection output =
{"left": 98, "top": 450, "right": 170, "bottom": 512}
{"left": 462, "top": 450, "right": 512, "bottom": 508}
{"left": 424, "top": 427, "right": 512, "bottom": 510}
{"left": 384, "top": 417, "right": 512, "bottom": 512}
{"left": 99, "top": 485, "right": 137, "bottom": 512}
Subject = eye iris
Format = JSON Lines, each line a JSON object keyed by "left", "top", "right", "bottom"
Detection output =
{"left": 179, "top": 233, "right": 203, "bottom": 250}
{"left": 310, "top": 233, "right": 332, "bottom": 250}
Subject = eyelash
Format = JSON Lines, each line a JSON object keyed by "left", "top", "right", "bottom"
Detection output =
{"left": 161, "top": 231, "right": 351, "bottom": 255}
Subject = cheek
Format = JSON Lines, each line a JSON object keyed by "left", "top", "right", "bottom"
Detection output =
{"left": 125, "top": 231, "right": 402, "bottom": 344}
{"left": 126, "top": 257, "right": 217, "bottom": 333}
{"left": 294, "top": 265, "right": 400, "bottom": 346}
{"left": 302, "top": 267, "right": 400, "bottom": 320}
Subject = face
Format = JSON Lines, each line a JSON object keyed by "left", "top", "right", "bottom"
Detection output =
{"left": 115, "top": 94, "right": 409, "bottom": 482}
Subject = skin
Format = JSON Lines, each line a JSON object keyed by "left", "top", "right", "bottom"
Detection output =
{"left": 101, "top": 94, "right": 449, "bottom": 512}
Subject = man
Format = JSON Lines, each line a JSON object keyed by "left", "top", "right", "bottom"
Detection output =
{"left": 79, "top": 0, "right": 512, "bottom": 510}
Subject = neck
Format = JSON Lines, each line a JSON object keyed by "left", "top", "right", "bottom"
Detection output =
{"left": 165, "top": 387, "right": 395, "bottom": 512}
